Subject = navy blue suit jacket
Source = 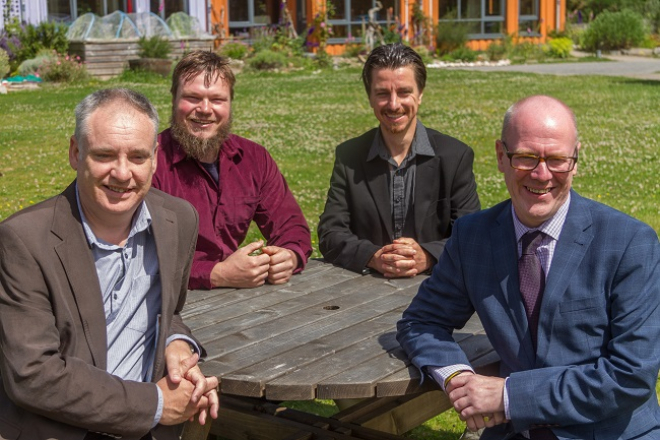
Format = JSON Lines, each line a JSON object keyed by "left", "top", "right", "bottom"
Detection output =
{"left": 397, "top": 191, "right": 660, "bottom": 439}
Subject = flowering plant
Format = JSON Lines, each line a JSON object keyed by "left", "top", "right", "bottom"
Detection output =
{"left": 38, "top": 51, "right": 89, "bottom": 83}
{"left": 306, "top": 1, "right": 334, "bottom": 53}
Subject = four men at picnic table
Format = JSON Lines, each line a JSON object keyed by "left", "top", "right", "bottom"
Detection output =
{"left": 0, "top": 88, "right": 218, "bottom": 439}
{"left": 1, "top": 45, "right": 659, "bottom": 440}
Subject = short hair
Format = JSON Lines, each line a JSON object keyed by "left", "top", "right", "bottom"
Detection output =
{"left": 501, "top": 95, "right": 578, "bottom": 144}
{"left": 361, "top": 43, "right": 426, "bottom": 95}
{"left": 74, "top": 88, "right": 159, "bottom": 151}
{"left": 170, "top": 50, "right": 235, "bottom": 100}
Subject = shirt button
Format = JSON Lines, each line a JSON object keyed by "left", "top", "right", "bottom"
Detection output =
{"left": 114, "top": 294, "right": 118, "bottom": 299}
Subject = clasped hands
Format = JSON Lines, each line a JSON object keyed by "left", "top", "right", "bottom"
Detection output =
{"left": 157, "top": 340, "right": 220, "bottom": 426}
{"left": 446, "top": 372, "right": 508, "bottom": 432}
{"left": 211, "top": 240, "right": 298, "bottom": 288}
{"left": 368, "top": 238, "right": 431, "bottom": 278}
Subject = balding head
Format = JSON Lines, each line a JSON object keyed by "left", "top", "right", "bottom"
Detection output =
{"left": 501, "top": 95, "right": 578, "bottom": 146}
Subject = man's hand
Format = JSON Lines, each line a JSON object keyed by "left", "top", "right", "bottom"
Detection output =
{"left": 210, "top": 240, "right": 270, "bottom": 288}
{"left": 446, "top": 373, "right": 507, "bottom": 431}
{"left": 367, "top": 238, "right": 432, "bottom": 278}
{"left": 164, "top": 340, "right": 219, "bottom": 425}
{"left": 262, "top": 246, "right": 298, "bottom": 284}
{"left": 157, "top": 375, "right": 213, "bottom": 425}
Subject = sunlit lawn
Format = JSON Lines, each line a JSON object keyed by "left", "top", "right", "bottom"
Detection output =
{"left": 1, "top": 67, "right": 659, "bottom": 439}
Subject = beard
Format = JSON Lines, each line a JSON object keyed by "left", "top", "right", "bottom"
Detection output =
{"left": 170, "top": 112, "right": 233, "bottom": 162}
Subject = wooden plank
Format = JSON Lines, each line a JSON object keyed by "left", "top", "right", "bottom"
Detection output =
{"left": 265, "top": 323, "right": 403, "bottom": 401}
{"left": 222, "top": 311, "right": 403, "bottom": 398}
{"left": 183, "top": 261, "right": 356, "bottom": 322}
{"left": 195, "top": 277, "right": 414, "bottom": 360}
{"left": 316, "top": 346, "right": 410, "bottom": 400}
{"left": 333, "top": 391, "right": 452, "bottom": 435}
{"left": 199, "top": 292, "right": 413, "bottom": 390}
{"left": 186, "top": 271, "right": 374, "bottom": 346}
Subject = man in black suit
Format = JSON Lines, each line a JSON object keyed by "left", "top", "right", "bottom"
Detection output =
{"left": 318, "top": 43, "right": 480, "bottom": 276}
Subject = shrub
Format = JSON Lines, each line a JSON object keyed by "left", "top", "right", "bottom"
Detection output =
{"left": 580, "top": 10, "right": 648, "bottom": 51}
{"left": 442, "top": 46, "right": 479, "bottom": 62}
{"left": 219, "top": 42, "right": 249, "bottom": 59}
{"left": 137, "top": 36, "right": 171, "bottom": 59}
{"left": 546, "top": 37, "right": 573, "bottom": 58}
{"left": 17, "top": 50, "right": 54, "bottom": 76}
{"left": 0, "top": 48, "right": 9, "bottom": 78}
{"left": 485, "top": 35, "right": 512, "bottom": 61}
{"left": 435, "top": 12, "right": 470, "bottom": 56}
{"left": 1, "top": 20, "right": 69, "bottom": 72}
{"left": 38, "top": 52, "right": 89, "bottom": 83}
{"left": 246, "top": 49, "right": 288, "bottom": 70}
{"left": 510, "top": 41, "right": 546, "bottom": 63}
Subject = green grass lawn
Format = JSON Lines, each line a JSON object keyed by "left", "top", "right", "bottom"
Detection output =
{"left": 1, "top": 68, "right": 659, "bottom": 438}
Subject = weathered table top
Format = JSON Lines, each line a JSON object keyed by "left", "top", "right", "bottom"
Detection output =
{"left": 182, "top": 259, "right": 498, "bottom": 402}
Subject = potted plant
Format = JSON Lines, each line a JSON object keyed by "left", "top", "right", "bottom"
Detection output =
{"left": 128, "top": 35, "right": 172, "bottom": 77}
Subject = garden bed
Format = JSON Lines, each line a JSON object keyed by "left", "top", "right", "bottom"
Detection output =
{"left": 68, "top": 37, "right": 215, "bottom": 80}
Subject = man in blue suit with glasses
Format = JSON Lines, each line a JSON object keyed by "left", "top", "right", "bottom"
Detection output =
{"left": 398, "top": 95, "right": 660, "bottom": 440}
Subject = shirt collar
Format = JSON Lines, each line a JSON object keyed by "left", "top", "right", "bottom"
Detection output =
{"left": 512, "top": 192, "right": 571, "bottom": 243}
{"left": 366, "top": 120, "right": 434, "bottom": 162}
{"left": 75, "top": 183, "right": 152, "bottom": 250}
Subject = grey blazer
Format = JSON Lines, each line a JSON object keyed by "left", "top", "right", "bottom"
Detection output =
{"left": 318, "top": 125, "right": 481, "bottom": 273}
{"left": 0, "top": 182, "right": 199, "bottom": 440}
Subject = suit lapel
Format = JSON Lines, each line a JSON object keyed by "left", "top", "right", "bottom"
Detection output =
{"left": 363, "top": 150, "right": 393, "bottom": 240}
{"left": 52, "top": 183, "right": 108, "bottom": 369}
{"left": 535, "top": 192, "right": 594, "bottom": 363}
{"left": 413, "top": 153, "right": 439, "bottom": 238}
{"left": 146, "top": 191, "right": 178, "bottom": 380}
{"left": 490, "top": 203, "right": 536, "bottom": 366}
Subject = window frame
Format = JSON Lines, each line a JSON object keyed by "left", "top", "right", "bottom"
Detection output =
{"left": 437, "top": 0, "right": 505, "bottom": 40}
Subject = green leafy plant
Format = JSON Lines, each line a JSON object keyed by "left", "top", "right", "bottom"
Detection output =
{"left": 2, "top": 20, "right": 69, "bottom": 72}
{"left": 246, "top": 49, "right": 288, "bottom": 70}
{"left": 435, "top": 11, "right": 470, "bottom": 56}
{"left": 546, "top": 37, "right": 574, "bottom": 58}
{"left": 38, "top": 51, "right": 89, "bottom": 83}
{"left": 485, "top": 37, "right": 511, "bottom": 61}
{"left": 580, "top": 10, "right": 648, "bottom": 51}
{"left": 219, "top": 42, "right": 249, "bottom": 59}
{"left": 0, "top": 48, "right": 9, "bottom": 78}
{"left": 442, "top": 46, "right": 479, "bottom": 62}
{"left": 137, "top": 35, "right": 171, "bottom": 59}
{"left": 17, "top": 49, "right": 54, "bottom": 76}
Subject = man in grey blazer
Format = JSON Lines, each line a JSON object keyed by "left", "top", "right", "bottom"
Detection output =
{"left": 0, "top": 88, "right": 218, "bottom": 440}
{"left": 318, "top": 43, "right": 480, "bottom": 276}
{"left": 397, "top": 95, "right": 660, "bottom": 439}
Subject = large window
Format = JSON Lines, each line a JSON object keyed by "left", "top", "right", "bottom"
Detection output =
{"left": 48, "top": 0, "right": 72, "bottom": 22}
{"left": 328, "top": 0, "right": 398, "bottom": 42}
{"left": 228, "top": 0, "right": 278, "bottom": 37}
{"left": 438, "top": 0, "right": 504, "bottom": 38}
{"left": 151, "top": 0, "right": 188, "bottom": 18}
{"left": 519, "top": 0, "right": 539, "bottom": 34}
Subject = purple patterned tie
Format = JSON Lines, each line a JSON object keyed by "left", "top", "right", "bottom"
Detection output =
{"left": 519, "top": 231, "right": 557, "bottom": 440}
{"left": 519, "top": 231, "right": 545, "bottom": 348}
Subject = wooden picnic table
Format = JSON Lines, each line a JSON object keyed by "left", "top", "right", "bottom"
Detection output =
{"left": 180, "top": 259, "right": 499, "bottom": 440}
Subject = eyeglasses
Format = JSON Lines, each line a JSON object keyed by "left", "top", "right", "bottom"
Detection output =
{"left": 501, "top": 141, "right": 578, "bottom": 173}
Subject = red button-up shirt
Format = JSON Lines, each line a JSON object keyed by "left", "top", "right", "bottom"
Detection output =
{"left": 153, "top": 129, "right": 312, "bottom": 289}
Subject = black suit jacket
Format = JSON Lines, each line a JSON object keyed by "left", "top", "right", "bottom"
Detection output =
{"left": 318, "top": 125, "right": 480, "bottom": 273}
{"left": 0, "top": 182, "right": 199, "bottom": 440}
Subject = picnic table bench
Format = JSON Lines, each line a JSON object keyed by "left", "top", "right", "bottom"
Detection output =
{"left": 180, "top": 259, "right": 499, "bottom": 440}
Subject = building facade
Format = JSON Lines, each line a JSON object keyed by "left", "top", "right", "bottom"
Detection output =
{"left": 211, "top": 0, "right": 566, "bottom": 52}
{"left": 2, "top": 0, "right": 565, "bottom": 52}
